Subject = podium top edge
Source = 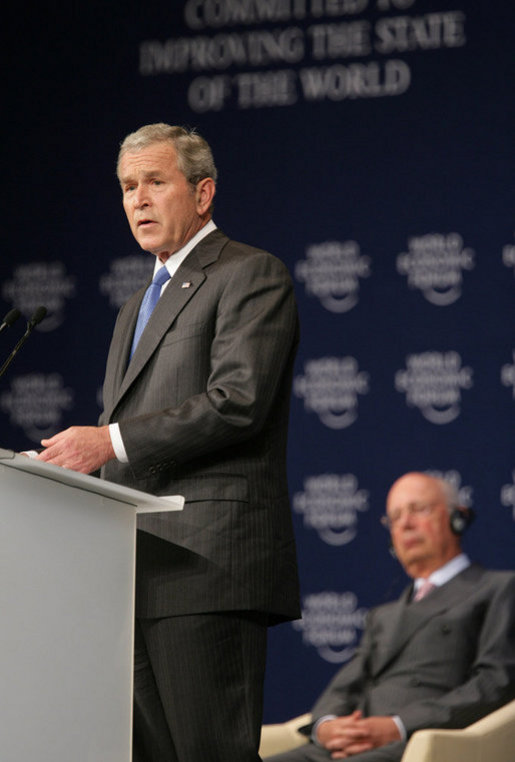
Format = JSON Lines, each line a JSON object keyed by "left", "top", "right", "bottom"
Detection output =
{"left": 0, "top": 449, "right": 184, "bottom": 513}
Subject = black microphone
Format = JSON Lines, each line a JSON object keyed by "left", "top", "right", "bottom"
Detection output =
{"left": 0, "top": 308, "right": 21, "bottom": 334}
{"left": 28, "top": 306, "right": 48, "bottom": 329}
{"left": 0, "top": 306, "right": 48, "bottom": 380}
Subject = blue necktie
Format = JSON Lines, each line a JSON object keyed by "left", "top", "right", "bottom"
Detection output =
{"left": 130, "top": 265, "right": 171, "bottom": 358}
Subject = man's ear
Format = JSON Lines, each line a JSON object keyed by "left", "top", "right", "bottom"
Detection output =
{"left": 196, "top": 177, "right": 216, "bottom": 214}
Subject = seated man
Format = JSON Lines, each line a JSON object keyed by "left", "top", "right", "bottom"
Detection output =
{"left": 265, "top": 471, "right": 515, "bottom": 761}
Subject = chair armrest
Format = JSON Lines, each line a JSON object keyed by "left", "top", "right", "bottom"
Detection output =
{"left": 401, "top": 700, "right": 515, "bottom": 762}
{"left": 259, "top": 713, "right": 312, "bottom": 758}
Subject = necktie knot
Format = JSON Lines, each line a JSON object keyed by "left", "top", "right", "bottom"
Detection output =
{"left": 413, "top": 579, "right": 436, "bottom": 602}
{"left": 152, "top": 265, "right": 172, "bottom": 288}
{"left": 130, "top": 265, "right": 171, "bottom": 358}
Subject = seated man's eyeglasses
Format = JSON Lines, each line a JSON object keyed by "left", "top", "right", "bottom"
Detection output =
{"left": 381, "top": 501, "right": 439, "bottom": 529}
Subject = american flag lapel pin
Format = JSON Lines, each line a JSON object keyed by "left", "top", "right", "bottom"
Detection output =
{"left": 181, "top": 281, "right": 192, "bottom": 288}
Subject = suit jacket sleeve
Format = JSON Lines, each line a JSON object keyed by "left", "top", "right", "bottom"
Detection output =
{"left": 112, "top": 244, "right": 298, "bottom": 478}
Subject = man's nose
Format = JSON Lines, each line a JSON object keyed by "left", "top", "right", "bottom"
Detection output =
{"left": 133, "top": 186, "right": 149, "bottom": 208}
{"left": 397, "top": 510, "right": 416, "bottom": 529}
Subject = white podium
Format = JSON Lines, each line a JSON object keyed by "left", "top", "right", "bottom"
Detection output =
{"left": 0, "top": 448, "right": 184, "bottom": 762}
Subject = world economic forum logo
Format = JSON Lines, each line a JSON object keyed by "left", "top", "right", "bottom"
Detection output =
{"left": 396, "top": 233, "right": 474, "bottom": 305}
{"left": 501, "top": 470, "right": 515, "bottom": 521}
{"left": 502, "top": 236, "right": 515, "bottom": 275}
{"left": 295, "top": 240, "right": 371, "bottom": 313}
{"left": 99, "top": 255, "right": 154, "bottom": 308}
{"left": 0, "top": 373, "right": 74, "bottom": 442}
{"left": 424, "top": 469, "right": 473, "bottom": 507}
{"left": 501, "top": 351, "right": 515, "bottom": 398}
{"left": 2, "top": 262, "right": 76, "bottom": 331}
{"left": 395, "top": 351, "right": 473, "bottom": 423}
{"left": 292, "top": 591, "right": 368, "bottom": 663}
{"left": 293, "top": 474, "right": 369, "bottom": 545}
{"left": 294, "top": 356, "right": 369, "bottom": 428}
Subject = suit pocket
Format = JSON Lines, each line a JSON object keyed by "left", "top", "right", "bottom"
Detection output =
{"left": 160, "top": 320, "right": 206, "bottom": 347}
{"left": 177, "top": 474, "right": 249, "bottom": 503}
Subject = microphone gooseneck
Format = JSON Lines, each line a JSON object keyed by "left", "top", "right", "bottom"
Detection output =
{"left": 0, "top": 306, "right": 48, "bottom": 381}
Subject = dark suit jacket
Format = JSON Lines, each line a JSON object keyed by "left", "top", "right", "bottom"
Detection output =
{"left": 99, "top": 229, "right": 300, "bottom": 623}
{"left": 311, "top": 564, "right": 515, "bottom": 735}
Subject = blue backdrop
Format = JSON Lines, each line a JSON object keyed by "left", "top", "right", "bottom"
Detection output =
{"left": 3, "top": 0, "right": 514, "bottom": 723}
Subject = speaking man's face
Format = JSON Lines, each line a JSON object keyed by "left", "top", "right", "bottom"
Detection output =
{"left": 119, "top": 142, "right": 204, "bottom": 262}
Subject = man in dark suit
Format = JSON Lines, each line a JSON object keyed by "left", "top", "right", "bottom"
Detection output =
{"left": 36, "top": 124, "right": 301, "bottom": 761}
{"left": 265, "top": 472, "right": 515, "bottom": 762}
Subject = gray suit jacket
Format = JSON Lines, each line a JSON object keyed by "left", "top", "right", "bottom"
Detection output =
{"left": 311, "top": 565, "right": 515, "bottom": 735}
{"left": 99, "top": 229, "right": 300, "bottom": 622}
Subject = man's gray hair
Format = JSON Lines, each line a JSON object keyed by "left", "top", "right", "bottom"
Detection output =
{"left": 117, "top": 123, "right": 218, "bottom": 187}
{"left": 433, "top": 476, "right": 461, "bottom": 514}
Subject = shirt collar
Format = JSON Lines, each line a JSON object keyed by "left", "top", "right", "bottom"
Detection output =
{"left": 153, "top": 219, "right": 217, "bottom": 279}
{"left": 415, "top": 553, "right": 470, "bottom": 591}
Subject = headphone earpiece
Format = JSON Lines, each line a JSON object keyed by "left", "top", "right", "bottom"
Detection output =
{"left": 449, "top": 507, "right": 475, "bottom": 535}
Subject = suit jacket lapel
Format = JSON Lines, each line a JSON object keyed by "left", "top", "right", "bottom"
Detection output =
{"left": 110, "top": 229, "right": 228, "bottom": 412}
{"left": 371, "top": 566, "right": 480, "bottom": 676}
{"left": 370, "top": 587, "right": 411, "bottom": 675}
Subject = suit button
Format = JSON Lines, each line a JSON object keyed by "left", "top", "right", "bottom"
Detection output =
{"left": 149, "top": 466, "right": 157, "bottom": 475}
{"left": 441, "top": 624, "right": 451, "bottom": 634}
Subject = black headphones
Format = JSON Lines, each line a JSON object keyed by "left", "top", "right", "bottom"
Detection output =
{"left": 449, "top": 506, "right": 475, "bottom": 535}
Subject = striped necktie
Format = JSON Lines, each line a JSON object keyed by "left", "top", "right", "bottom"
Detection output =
{"left": 130, "top": 265, "right": 171, "bottom": 358}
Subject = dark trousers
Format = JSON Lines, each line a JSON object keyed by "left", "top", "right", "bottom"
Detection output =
{"left": 133, "top": 611, "right": 268, "bottom": 762}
